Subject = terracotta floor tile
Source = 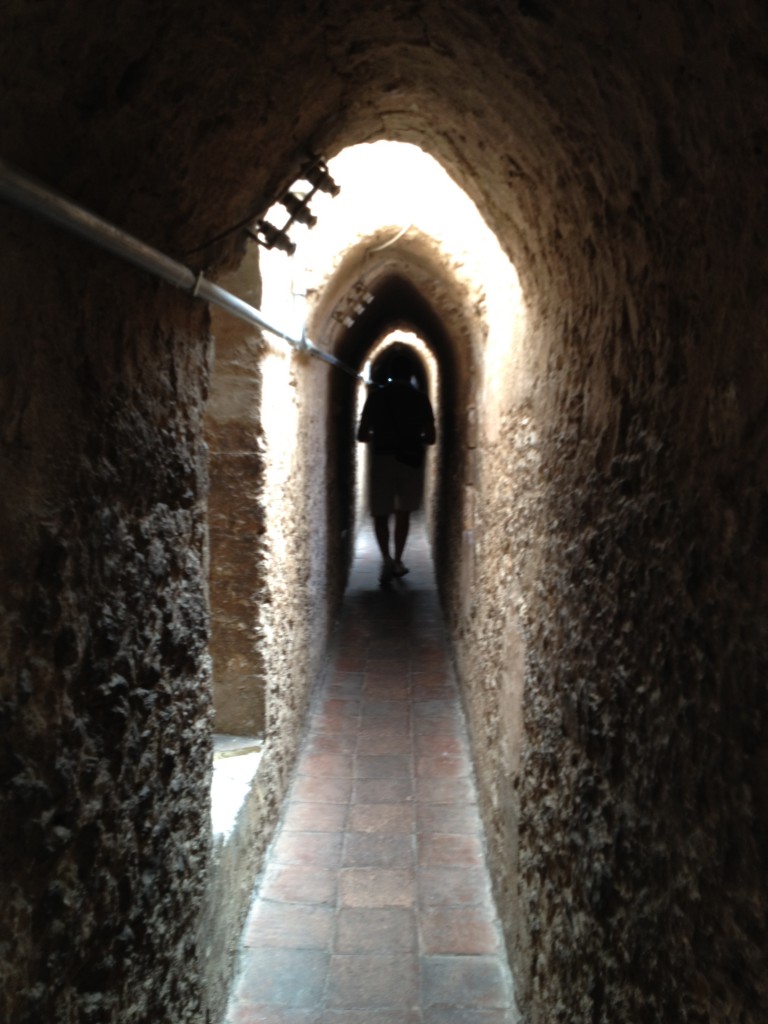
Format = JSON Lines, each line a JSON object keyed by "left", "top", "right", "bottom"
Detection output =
{"left": 354, "top": 754, "right": 413, "bottom": 779}
{"left": 315, "top": 692, "right": 360, "bottom": 716}
{"left": 336, "top": 616, "right": 371, "bottom": 636}
{"left": 323, "top": 1011, "right": 423, "bottom": 1024}
{"left": 358, "top": 716, "right": 412, "bottom": 735}
{"left": 342, "top": 832, "right": 415, "bottom": 868}
{"left": 335, "top": 907, "right": 417, "bottom": 953}
{"left": 414, "top": 686, "right": 457, "bottom": 702}
{"left": 413, "top": 716, "right": 464, "bottom": 738}
{"left": 365, "top": 656, "right": 411, "bottom": 673}
{"left": 347, "top": 803, "right": 416, "bottom": 834}
{"left": 297, "top": 752, "right": 354, "bottom": 778}
{"left": 411, "top": 669, "right": 451, "bottom": 686}
{"left": 418, "top": 866, "right": 490, "bottom": 907}
{"left": 304, "top": 732, "right": 357, "bottom": 756}
{"left": 243, "top": 901, "right": 334, "bottom": 949}
{"left": 259, "top": 865, "right": 337, "bottom": 905}
{"left": 360, "top": 702, "right": 411, "bottom": 725}
{"left": 416, "top": 803, "right": 483, "bottom": 836}
{"left": 326, "top": 953, "right": 419, "bottom": 1008}
{"left": 419, "top": 905, "right": 500, "bottom": 955}
{"left": 233, "top": 947, "right": 328, "bottom": 1007}
{"left": 281, "top": 800, "right": 348, "bottom": 833}
{"left": 290, "top": 775, "right": 353, "bottom": 804}
{"left": 416, "top": 754, "right": 471, "bottom": 779}
{"left": 318, "top": 696, "right": 361, "bottom": 715}
{"left": 355, "top": 731, "right": 413, "bottom": 755}
{"left": 334, "top": 652, "right": 368, "bottom": 672}
{"left": 228, "top": 1004, "right": 322, "bottom": 1024}
{"left": 339, "top": 867, "right": 416, "bottom": 908}
{"left": 415, "top": 733, "right": 467, "bottom": 757}
{"left": 271, "top": 830, "right": 343, "bottom": 868}
{"left": 421, "top": 956, "right": 511, "bottom": 1010}
{"left": 413, "top": 699, "right": 460, "bottom": 719}
{"left": 353, "top": 777, "right": 413, "bottom": 803}
{"left": 414, "top": 645, "right": 450, "bottom": 664}
{"left": 415, "top": 669, "right": 450, "bottom": 684}
{"left": 417, "top": 833, "right": 484, "bottom": 867}
{"left": 415, "top": 777, "right": 477, "bottom": 804}
{"left": 411, "top": 647, "right": 448, "bottom": 663}
{"left": 366, "top": 644, "right": 406, "bottom": 662}
{"left": 310, "top": 709, "right": 360, "bottom": 734}
{"left": 363, "top": 678, "right": 413, "bottom": 699}
{"left": 327, "top": 671, "right": 365, "bottom": 695}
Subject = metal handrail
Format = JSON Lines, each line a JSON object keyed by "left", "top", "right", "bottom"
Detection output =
{"left": 0, "top": 158, "right": 366, "bottom": 382}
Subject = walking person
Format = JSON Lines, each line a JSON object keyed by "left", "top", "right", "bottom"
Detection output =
{"left": 357, "top": 346, "right": 436, "bottom": 584}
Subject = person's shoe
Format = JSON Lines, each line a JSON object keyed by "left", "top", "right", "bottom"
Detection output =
{"left": 379, "top": 557, "right": 395, "bottom": 585}
{"left": 392, "top": 559, "right": 409, "bottom": 578}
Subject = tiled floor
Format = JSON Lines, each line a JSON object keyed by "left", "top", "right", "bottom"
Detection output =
{"left": 225, "top": 518, "right": 519, "bottom": 1023}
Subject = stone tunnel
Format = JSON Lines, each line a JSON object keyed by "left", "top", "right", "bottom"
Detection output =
{"left": 1, "top": 2, "right": 767, "bottom": 1022}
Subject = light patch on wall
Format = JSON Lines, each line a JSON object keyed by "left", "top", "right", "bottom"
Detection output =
{"left": 260, "top": 342, "right": 300, "bottom": 563}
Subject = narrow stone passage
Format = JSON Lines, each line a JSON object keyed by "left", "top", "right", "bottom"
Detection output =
{"left": 225, "top": 520, "right": 518, "bottom": 1023}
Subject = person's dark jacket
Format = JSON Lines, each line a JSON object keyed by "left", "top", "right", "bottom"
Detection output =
{"left": 357, "top": 380, "right": 436, "bottom": 467}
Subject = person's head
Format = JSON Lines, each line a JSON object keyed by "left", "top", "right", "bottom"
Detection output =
{"left": 386, "top": 345, "right": 414, "bottom": 382}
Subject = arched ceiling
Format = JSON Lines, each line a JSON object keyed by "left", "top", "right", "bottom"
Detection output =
{"left": 3, "top": 0, "right": 766, "bottom": 418}
{"left": 9, "top": 0, "right": 761, "bottom": 316}
{"left": 335, "top": 273, "right": 453, "bottom": 371}
{"left": 308, "top": 228, "right": 484, "bottom": 389}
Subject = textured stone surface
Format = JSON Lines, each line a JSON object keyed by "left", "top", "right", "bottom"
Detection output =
{"left": 0, "top": 234, "right": 214, "bottom": 1023}
{"left": 204, "top": 252, "right": 345, "bottom": 1019}
{"left": 205, "top": 254, "right": 268, "bottom": 737}
{"left": 1, "top": 2, "right": 767, "bottom": 1023}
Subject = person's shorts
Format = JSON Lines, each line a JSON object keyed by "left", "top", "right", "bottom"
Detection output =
{"left": 368, "top": 452, "right": 424, "bottom": 517}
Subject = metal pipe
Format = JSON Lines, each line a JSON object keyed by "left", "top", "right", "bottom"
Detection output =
{"left": 193, "top": 276, "right": 303, "bottom": 346}
{"left": 0, "top": 158, "right": 362, "bottom": 370}
{"left": 368, "top": 223, "right": 411, "bottom": 253}
{"left": 305, "top": 338, "right": 365, "bottom": 380}
{"left": 0, "top": 158, "right": 199, "bottom": 292}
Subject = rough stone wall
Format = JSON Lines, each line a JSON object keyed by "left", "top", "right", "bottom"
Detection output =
{"left": 201, "top": 769, "right": 273, "bottom": 1024}
{"left": 259, "top": 346, "right": 339, "bottom": 797}
{"left": 205, "top": 253, "right": 268, "bottom": 737}
{"left": 0, "top": 227, "right": 213, "bottom": 1023}
{"left": 451, "top": 230, "right": 768, "bottom": 1022}
{"left": 204, "top": 256, "right": 344, "bottom": 1017}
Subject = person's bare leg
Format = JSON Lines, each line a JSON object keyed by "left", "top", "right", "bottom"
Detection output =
{"left": 394, "top": 510, "right": 410, "bottom": 562}
{"left": 374, "top": 515, "right": 391, "bottom": 561}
